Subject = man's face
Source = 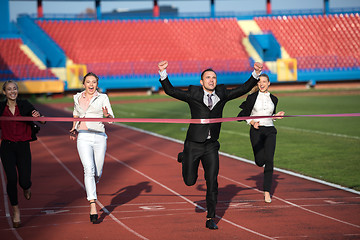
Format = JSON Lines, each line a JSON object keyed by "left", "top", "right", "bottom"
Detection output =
{"left": 257, "top": 76, "right": 270, "bottom": 93}
{"left": 200, "top": 71, "right": 217, "bottom": 93}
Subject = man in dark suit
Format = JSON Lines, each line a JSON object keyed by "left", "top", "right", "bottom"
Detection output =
{"left": 158, "top": 60, "right": 262, "bottom": 230}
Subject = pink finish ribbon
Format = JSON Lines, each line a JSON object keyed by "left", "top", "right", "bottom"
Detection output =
{"left": 0, "top": 113, "right": 359, "bottom": 124}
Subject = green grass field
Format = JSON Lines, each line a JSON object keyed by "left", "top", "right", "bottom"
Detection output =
{"left": 37, "top": 89, "right": 360, "bottom": 191}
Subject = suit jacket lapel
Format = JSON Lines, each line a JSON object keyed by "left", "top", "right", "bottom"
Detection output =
{"left": 248, "top": 91, "right": 259, "bottom": 110}
{"left": 191, "top": 86, "right": 206, "bottom": 105}
{"left": 214, "top": 85, "right": 225, "bottom": 101}
{"left": 270, "top": 94, "right": 277, "bottom": 105}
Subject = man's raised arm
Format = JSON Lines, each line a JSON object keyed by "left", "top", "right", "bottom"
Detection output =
{"left": 158, "top": 60, "right": 188, "bottom": 101}
{"left": 226, "top": 62, "right": 263, "bottom": 100}
{"left": 158, "top": 60, "right": 168, "bottom": 81}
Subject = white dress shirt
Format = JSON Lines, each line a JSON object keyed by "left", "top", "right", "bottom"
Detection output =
{"left": 203, "top": 90, "right": 219, "bottom": 110}
{"left": 159, "top": 68, "right": 263, "bottom": 132}
{"left": 73, "top": 91, "right": 114, "bottom": 132}
{"left": 160, "top": 69, "right": 221, "bottom": 108}
{"left": 247, "top": 91, "right": 275, "bottom": 127}
{"left": 203, "top": 90, "right": 219, "bottom": 139}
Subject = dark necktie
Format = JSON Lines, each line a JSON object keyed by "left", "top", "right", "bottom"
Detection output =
{"left": 207, "top": 94, "right": 213, "bottom": 110}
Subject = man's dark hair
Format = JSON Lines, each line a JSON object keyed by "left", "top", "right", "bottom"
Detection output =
{"left": 259, "top": 73, "right": 270, "bottom": 81}
{"left": 201, "top": 68, "right": 217, "bottom": 80}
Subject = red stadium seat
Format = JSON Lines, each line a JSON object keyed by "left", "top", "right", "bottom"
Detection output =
{"left": 254, "top": 14, "right": 360, "bottom": 70}
{"left": 0, "top": 39, "right": 56, "bottom": 80}
{"left": 36, "top": 18, "right": 251, "bottom": 76}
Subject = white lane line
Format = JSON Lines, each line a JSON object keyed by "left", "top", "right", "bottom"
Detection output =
{"left": 221, "top": 129, "right": 249, "bottom": 137}
{"left": 284, "top": 197, "right": 360, "bottom": 201}
{"left": 110, "top": 126, "right": 360, "bottom": 229}
{"left": 0, "top": 212, "right": 196, "bottom": 231}
{"left": 9, "top": 201, "right": 189, "bottom": 211}
{"left": 7, "top": 200, "right": 359, "bottom": 220}
{"left": 115, "top": 122, "right": 360, "bottom": 195}
{"left": 108, "top": 134, "right": 275, "bottom": 240}
{"left": 219, "top": 175, "right": 360, "bottom": 229}
{"left": 187, "top": 124, "right": 360, "bottom": 140}
{"left": 278, "top": 125, "right": 360, "bottom": 140}
{"left": 222, "top": 125, "right": 360, "bottom": 140}
{"left": 38, "top": 138, "right": 149, "bottom": 240}
{"left": 45, "top": 119, "right": 360, "bottom": 236}
{"left": 116, "top": 104, "right": 186, "bottom": 117}
{"left": 220, "top": 151, "right": 360, "bottom": 195}
{"left": 273, "top": 235, "right": 309, "bottom": 239}
{"left": 0, "top": 159, "right": 23, "bottom": 240}
{"left": 344, "top": 234, "right": 360, "bottom": 237}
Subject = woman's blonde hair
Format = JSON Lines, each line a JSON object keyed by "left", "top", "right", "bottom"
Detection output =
{"left": 2, "top": 80, "right": 18, "bottom": 92}
{"left": 249, "top": 85, "right": 259, "bottom": 94}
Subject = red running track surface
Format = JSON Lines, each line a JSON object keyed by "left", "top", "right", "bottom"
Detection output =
{"left": 0, "top": 104, "right": 359, "bottom": 240}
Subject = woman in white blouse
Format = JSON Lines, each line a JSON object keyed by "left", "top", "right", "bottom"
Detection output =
{"left": 69, "top": 72, "right": 114, "bottom": 223}
{"left": 238, "top": 73, "right": 284, "bottom": 203}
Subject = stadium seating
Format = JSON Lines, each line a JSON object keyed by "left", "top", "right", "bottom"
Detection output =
{"left": 254, "top": 13, "right": 360, "bottom": 70}
{"left": 0, "top": 38, "right": 57, "bottom": 80}
{"left": 36, "top": 18, "right": 253, "bottom": 76}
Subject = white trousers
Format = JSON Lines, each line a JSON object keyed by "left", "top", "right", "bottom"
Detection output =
{"left": 77, "top": 130, "right": 107, "bottom": 201}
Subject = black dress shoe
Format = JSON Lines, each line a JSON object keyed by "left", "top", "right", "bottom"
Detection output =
{"left": 206, "top": 219, "right": 218, "bottom": 230}
{"left": 90, "top": 214, "right": 98, "bottom": 223}
{"left": 177, "top": 152, "right": 183, "bottom": 163}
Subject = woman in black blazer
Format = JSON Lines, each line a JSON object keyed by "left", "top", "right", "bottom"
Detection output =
{"left": 238, "top": 73, "right": 284, "bottom": 203}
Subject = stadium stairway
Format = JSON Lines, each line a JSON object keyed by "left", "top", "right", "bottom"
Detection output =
{"left": 20, "top": 44, "right": 46, "bottom": 70}
{"left": 237, "top": 19, "right": 291, "bottom": 73}
{"left": 237, "top": 20, "right": 263, "bottom": 63}
{"left": 254, "top": 14, "right": 360, "bottom": 71}
{"left": 19, "top": 43, "right": 66, "bottom": 93}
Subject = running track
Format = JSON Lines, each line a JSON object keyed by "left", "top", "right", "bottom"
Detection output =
{"left": 1, "top": 104, "right": 359, "bottom": 240}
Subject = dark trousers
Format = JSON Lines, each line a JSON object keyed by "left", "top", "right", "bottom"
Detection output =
{"left": 182, "top": 139, "right": 220, "bottom": 218}
{"left": 0, "top": 140, "right": 32, "bottom": 206}
{"left": 250, "top": 126, "right": 277, "bottom": 192}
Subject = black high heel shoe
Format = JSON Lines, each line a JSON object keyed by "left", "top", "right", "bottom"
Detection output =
{"left": 89, "top": 202, "right": 98, "bottom": 223}
{"left": 12, "top": 206, "right": 21, "bottom": 228}
{"left": 24, "top": 188, "right": 31, "bottom": 200}
{"left": 90, "top": 214, "right": 98, "bottom": 223}
{"left": 12, "top": 220, "right": 21, "bottom": 228}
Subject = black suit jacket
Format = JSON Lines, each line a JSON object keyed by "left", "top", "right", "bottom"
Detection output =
{"left": 160, "top": 75, "right": 258, "bottom": 142}
{"left": 237, "top": 91, "right": 278, "bottom": 119}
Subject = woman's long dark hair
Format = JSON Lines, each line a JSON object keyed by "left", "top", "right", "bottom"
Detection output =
{"left": 82, "top": 72, "right": 99, "bottom": 84}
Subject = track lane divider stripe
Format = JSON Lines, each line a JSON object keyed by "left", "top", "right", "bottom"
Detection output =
{"left": 38, "top": 138, "right": 149, "bottom": 240}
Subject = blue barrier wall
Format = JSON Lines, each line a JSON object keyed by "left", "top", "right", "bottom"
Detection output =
{"left": 96, "top": 68, "right": 359, "bottom": 93}
{"left": 98, "top": 71, "right": 256, "bottom": 93}
{"left": 298, "top": 69, "right": 360, "bottom": 82}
